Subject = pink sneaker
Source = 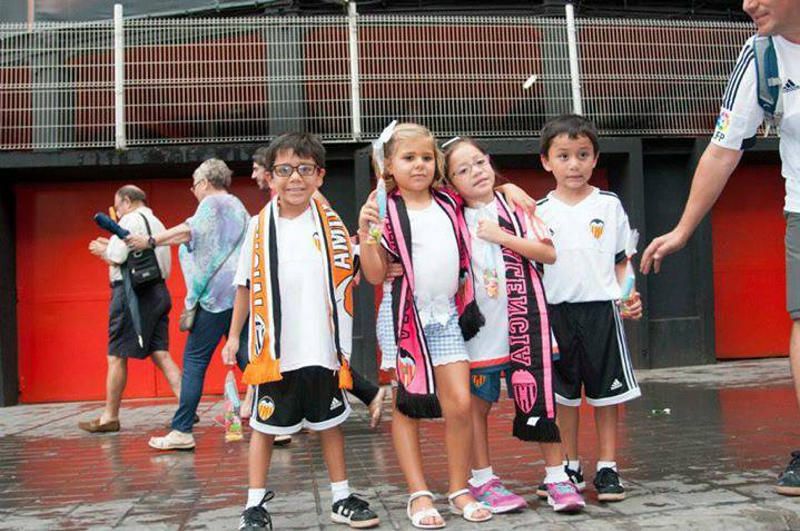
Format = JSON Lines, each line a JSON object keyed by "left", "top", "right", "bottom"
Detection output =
{"left": 469, "top": 478, "right": 527, "bottom": 514}
{"left": 545, "top": 481, "right": 586, "bottom": 513}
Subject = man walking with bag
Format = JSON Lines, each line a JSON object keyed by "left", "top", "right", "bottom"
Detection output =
{"left": 79, "top": 185, "right": 182, "bottom": 433}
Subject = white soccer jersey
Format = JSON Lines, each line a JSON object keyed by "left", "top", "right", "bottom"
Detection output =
{"left": 711, "top": 35, "right": 800, "bottom": 212}
{"left": 536, "top": 187, "right": 631, "bottom": 304}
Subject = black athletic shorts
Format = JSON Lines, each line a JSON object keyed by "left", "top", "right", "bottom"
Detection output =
{"left": 108, "top": 282, "right": 170, "bottom": 359}
{"left": 549, "top": 300, "right": 640, "bottom": 407}
{"left": 249, "top": 366, "right": 351, "bottom": 435}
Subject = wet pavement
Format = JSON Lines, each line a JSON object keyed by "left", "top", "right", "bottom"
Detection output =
{"left": 2, "top": 359, "right": 800, "bottom": 530}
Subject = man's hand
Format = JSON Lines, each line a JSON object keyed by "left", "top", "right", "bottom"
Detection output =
{"left": 221, "top": 337, "right": 239, "bottom": 366}
{"left": 125, "top": 234, "right": 150, "bottom": 250}
{"left": 89, "top": 237, "right": 109, "bottom": 257}
{"left": 640, "top": 228, "right": 689, "bottom": 274}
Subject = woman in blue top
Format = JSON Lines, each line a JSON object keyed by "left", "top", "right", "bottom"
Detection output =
{"left": 128, "top": 158, "right": 250, "bottom": 451}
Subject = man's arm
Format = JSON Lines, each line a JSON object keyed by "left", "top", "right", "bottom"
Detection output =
{"left": 640, "top": 143, "right": 742, "bottom": 273}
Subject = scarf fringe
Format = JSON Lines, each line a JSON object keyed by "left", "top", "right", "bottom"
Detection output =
{"left": 242, "top": 360, "right": 283, "bottom": 386}
{"left": 513, "top": 415, "right": 561, "bottom": 443}
{"left": 338, "top": 360, "right": 353, "bottom": 390}
{"left": 396, "top": 386, "right": 442, "bottom": 419}
{"left": 458, "top": 299, "right": 485, "bottom": 341}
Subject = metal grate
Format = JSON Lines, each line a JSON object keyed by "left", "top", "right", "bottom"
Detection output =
{"left": 357, "top": 15, "right": 573, "bottom": 139}
{"left": 0, "top": 14, "right": 760, "bottom": 151}
{"left": 576, "top": 18, "right": 754, "bottom": 136}
{"left": 0, "top": 21, "right": 115, "bottom": 150}
{"left": 124, "top": 17, "right": 351, "bottom": 146}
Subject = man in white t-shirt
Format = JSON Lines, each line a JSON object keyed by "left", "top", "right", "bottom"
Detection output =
{"left": 641, "top": 0, "right": 800, "bottom": 495}
{"left": 78, "top": 185, "right": 182, "bottom": 434}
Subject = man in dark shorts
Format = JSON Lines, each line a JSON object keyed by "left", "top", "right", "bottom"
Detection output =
{"left": 78, "top": 185, "right": 182, "bottom": 433}
{"left": 642, "top": 0, "right": 800, "bottom": 495}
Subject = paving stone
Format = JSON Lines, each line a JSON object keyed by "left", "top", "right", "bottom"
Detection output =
{"left": 1, "top": 359, "right": 800, "bottom": 528}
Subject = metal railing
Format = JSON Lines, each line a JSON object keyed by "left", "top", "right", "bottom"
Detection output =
{"left": 0, "top": 8, "right": 756, "bottom": 151}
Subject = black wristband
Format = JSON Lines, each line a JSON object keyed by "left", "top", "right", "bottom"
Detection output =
{"left": 148, "top": 236, "right": 156, "bottom": 249}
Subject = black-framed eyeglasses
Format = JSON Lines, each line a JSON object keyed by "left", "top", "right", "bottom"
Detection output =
{"left": 190, "top": 178, "right": 206, "bottom": 191}
{"left": 271, "top": 163, "right": 319, "bottom": 179}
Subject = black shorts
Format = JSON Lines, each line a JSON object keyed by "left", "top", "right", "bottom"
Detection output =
{"left": 108, "top": 282, "right": 170, "bottom": 359}
{"left": 249, "top": 366, "right": 351, "bottom": 436}
{"left": 549, "top": 300, "right": 640, "bottom": 407}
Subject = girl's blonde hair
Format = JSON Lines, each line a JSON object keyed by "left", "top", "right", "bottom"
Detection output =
{"left": 373, "top": 122, "right": 446, "bottom": 192}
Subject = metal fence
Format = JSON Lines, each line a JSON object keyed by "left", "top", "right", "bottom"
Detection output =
{"left": 0, "top": 10, "right": 755, "bottom": 151}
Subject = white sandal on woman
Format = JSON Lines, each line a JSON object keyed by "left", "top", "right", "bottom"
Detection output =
{"left": 448, "top": 489, "right": 492, "bottom": 523}
{"left": 407, "top": 490, "right": 445, "bottom": 529}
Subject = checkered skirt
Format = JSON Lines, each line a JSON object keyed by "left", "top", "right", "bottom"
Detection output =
{"left": 377, "top": 293, "right": 468, "bottom": 370}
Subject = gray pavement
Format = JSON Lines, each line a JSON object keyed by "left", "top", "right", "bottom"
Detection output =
{"left": 1, "top": 358, "right": 800, "bottom": 529}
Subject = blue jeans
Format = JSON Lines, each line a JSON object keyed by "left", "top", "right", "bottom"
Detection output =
{"left": 171, "top": 307, "right": 248, "bottom": 433}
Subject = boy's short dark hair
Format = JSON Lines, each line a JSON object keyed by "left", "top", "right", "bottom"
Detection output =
{"left": 252, "top": 146, "right": 270, "bottom": 168}
{"left": 265, "top": 132, "right": 326, "bottom": 169}
{"left": 540, "top": 114, "right": 600, "bottom": 157}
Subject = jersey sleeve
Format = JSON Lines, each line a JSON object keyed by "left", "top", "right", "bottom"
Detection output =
{"left": 615, "top": 199, "right": 632, "bottom": 264}
{"left": 711, "top": 36, "right": 764, "bottom": 151}
{"left": 233, "top": 217, "right": 257, "bottom": 287}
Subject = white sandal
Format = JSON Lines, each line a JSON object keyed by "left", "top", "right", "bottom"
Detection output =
{"left": 448, "top": 489, "right": 492, "bottom": 523}
{"left": 407, "top": 490, "right": 445, "bottom": 529}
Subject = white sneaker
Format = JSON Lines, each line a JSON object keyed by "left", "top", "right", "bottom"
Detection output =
{"left": 148, "top": 430, "right": 196, "bottom": 451}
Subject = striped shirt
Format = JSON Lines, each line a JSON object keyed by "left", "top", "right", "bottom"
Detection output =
{"left": 711, "top": 35, "right": 800, "bottom": 212}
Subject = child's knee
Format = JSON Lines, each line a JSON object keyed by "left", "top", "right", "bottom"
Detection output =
{"left": 442, "top": 395, "right": 472, "bottom": 421}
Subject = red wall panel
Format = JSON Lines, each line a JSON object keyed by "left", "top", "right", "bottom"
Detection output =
{"left": 712, "top": 163, "right": 790, "bottom": 359}
{"left": 16, "top": 177, "right": 268, "bottom": 403}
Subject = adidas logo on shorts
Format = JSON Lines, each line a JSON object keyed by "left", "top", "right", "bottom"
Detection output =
{"left": 610, "top": 379, "right": 623, "bottom": 391}
{"left": 330, "top": 397, "right": 343, "bottom": 410}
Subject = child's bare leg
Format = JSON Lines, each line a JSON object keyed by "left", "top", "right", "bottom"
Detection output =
{"left": 392, "top": 391, "right": 442, "bottom": 526}
{"left": 470, "top": 395, "right": 493, "bottom": 471}
{"left": 319, "top": 426, "right": 347, "bottom": 483}
{"left": 435, "top": 361, "right": 489, "bottom": 519}
{"left": 557, "top": 404, "right": 580, "bottom": 459}
{"left": 249, "top": 430, "right": 275, "bottom": 488}
{"left": 540, "top": 442, "right": 565, "bottom": 468}
{"left": 594, "top": 405, "right": 617, "bottom": 462}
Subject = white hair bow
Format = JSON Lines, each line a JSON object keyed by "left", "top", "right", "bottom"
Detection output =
{"left": 372, "top": 120, "right": 397, "bottom": 175}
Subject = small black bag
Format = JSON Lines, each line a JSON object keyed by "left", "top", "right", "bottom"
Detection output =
{"left": 128, "top": 213, "right": 162, "bottom": 289}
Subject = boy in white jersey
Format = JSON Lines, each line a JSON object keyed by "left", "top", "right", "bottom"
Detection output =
{"left": 221, "top": 133, "right": 378, "bottom": 530}
{"left": 535, "top": 114, "right": 643, "bottom": 502}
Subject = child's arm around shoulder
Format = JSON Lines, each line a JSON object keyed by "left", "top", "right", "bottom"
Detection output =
{"left": 476, "top": 216, "right": 556, "bottom": 264}
{"left": 357, "top": 190, "right": 388, "bottom": 285}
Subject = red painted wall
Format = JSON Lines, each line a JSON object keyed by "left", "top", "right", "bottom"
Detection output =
{"left": 15, "top": 177, "right": 267, "bottom": 403}
{"left": 712, "top": 163, "right": 790, "bottom": 359}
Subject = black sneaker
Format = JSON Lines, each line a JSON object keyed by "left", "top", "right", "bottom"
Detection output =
{"left": 331, "top": 494, "right": 380, "bottom": 529}
{"left": 777, "top": 451, "right": 800, "bottom": 496}
{"left": 594, "top": 467, "right": 625, "bottom": 501}
{"left": 536, "top": 465, "right": 586, "bottom": 498}
{"left": 239, "top": 491, "right": 274, "bottom": 530}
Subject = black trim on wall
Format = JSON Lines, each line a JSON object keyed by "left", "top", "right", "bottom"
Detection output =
{"left": 0, "top": 182, "right": 19, "bottom": 406}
